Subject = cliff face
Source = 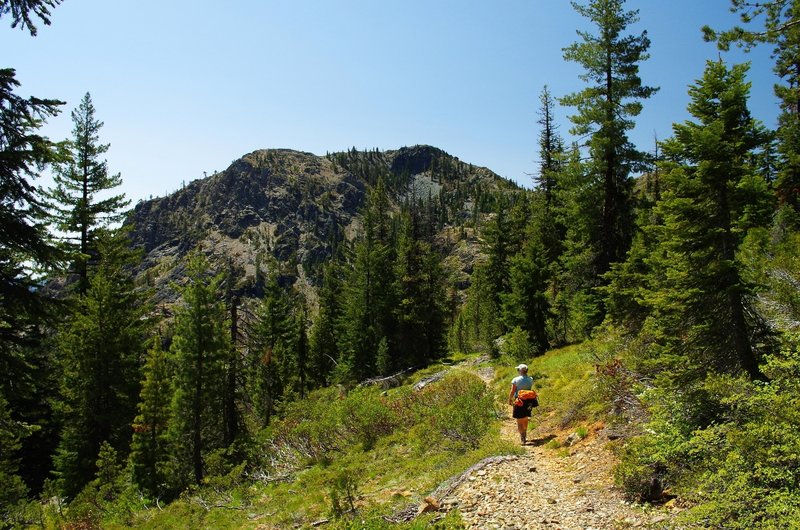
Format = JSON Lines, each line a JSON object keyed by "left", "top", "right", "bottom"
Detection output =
{"left": 126, "top": 145, "right": 517, "bottom": 303}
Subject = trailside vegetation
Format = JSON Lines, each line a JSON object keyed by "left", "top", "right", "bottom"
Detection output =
{"left": 2, "top": 0, "right": 800, "bottom": 527}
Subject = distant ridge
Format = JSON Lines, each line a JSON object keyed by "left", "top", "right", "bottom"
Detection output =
{"left": 126, "top": 145, "right": 519, "bottom": 304}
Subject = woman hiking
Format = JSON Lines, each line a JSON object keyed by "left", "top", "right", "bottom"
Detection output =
{"left": 508, "top": 363, "right": 537, "bottom": 445}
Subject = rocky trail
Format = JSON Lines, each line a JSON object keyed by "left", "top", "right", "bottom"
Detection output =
{"left": 432, "top": 366, "right": 674, "bottom": 530}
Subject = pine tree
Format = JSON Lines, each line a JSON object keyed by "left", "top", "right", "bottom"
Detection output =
{"left": 293, "top": 307, "right": 309, "bottom": 397}
{"left": 337, "top": 181, "right": 396, "bottom": 381}
{"left": 47, "top": 92, "right": 129, "bottom": 294}
{"left": 551, "top": 145, "right": 604, "bottom": 340}
{"left": 0, "top": 0, "right": 62, "bottom": 35}
{"left": 0, "top": 393, "right": 29, "bottom": 525}
{"left": 166, "top": 252, "right": 230, "bottom": 488}
{"left": 482, "top": 195, "right": 528, "bottom": 315}
{"left": 0, "top": 68, "right": 63, "bottom": 347}
{"left": 393, "top": 210, "right": 447, "bottom": 370}
{"left": 460, "top": 262, "right": 502, "bottom": 353}
{"left": 536, "top": 85, "right": 565, "bottom": 211}
{"left": 53, "top": 229, "right": 148, "bottom": 498}
{"left": 245, "top": 273, "right": 292, "bottom": 426}
{"left": 222, "top": 260, "right": 242, "bottom": 447}
{"left": 561, "top": 0, "right": 658, "bottom": 277}
{"left": 704, "top": 0, "right": 800, "bottom": 213}
{"left": 130, "top": 335, "right": 172, "bottom": 498}
{"left": 501, "top": 238, "right": 551, "bottom": 354}
{"left": 534, "top": 85, "right": 568, "bottom": 270}
{"left": 308, "top": 260, "right": 344, "bottom": 385}
{"left": 643, "top": 61, "right": 773, "bottom": 383}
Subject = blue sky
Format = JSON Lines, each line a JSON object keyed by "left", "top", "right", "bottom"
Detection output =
{"left": 2, "top": 0, "right": 778, "bottom": 202}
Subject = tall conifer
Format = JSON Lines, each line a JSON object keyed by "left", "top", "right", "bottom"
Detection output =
{"left": 704, "top": 0, "right": 800, "bottom": 213}
{"left": 0, "top": 69, "right": 63, "bottom": 502}
{"left": 130, "top": 336, "right": 172, "bottom": 498}
{"left": 166, "top": 252, "right": 229, "bottom": 487}
{"left": 644, "top": 61, "right": 773, "bottom": 382}
{"left": 561, "top": 0, "right": 657, "bottom": 277}
{"left": 53, "top": 229, "right": 147, "bottom": 498}
{"left": 47, "top": 93, "right": 129, "bottom": 294}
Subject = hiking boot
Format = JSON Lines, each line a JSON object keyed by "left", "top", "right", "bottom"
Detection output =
{"left": 520, "top": 432, "right": 527, "bottom": 445}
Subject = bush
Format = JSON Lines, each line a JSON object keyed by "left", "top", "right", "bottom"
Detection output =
{"left": 418, "top": 371, "right": 494, "bottom": 449}
{"left": 328, "top": 469, "right": 359, "bottom": 518}
{"left": 338, "top": 387, "right": 399, "bottom": 450}
{"left": 616, "top": 339, "right": 800, "bottom": 527}
{"left": 613, "top": 386, "right": 696, "bottom": 502}
{"left": 501, "top": 326, "right": 534, "bottom": 362}
{"left": 676, "top": 341, "right": 800, "bottom": 528}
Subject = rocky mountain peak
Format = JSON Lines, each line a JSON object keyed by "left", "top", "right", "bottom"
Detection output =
{"left": 126, "top": 145, "right": 517, "bottom": 304}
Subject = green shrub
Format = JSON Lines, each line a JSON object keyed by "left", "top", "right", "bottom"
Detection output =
{"left": 676, "top": 341, "right": 800, "bottom": 529}
{"left": 501, "top": 326, "right": 534, "bottom": 361}
{"left": 328, "top": 470, "right": 359, "bottom": 518}
{"left": 266, "top": 386, "right": 346, "bottom": 466}
{"left": 338, "top": 386, "right": 399, "bottom": 450}
{"left": 615, "top": 339, "right": 800, "bottom": 528}
{"left": 419, "top": 371, "right": 494, "bottom": 449}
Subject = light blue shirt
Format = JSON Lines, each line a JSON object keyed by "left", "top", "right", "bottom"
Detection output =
{"left": 512, "top": 375, "right": 533, "bottom": 397}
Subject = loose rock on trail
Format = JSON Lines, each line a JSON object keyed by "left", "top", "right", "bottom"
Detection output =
{"left": 436, "top": 366, "right": 672, "bottom": 529}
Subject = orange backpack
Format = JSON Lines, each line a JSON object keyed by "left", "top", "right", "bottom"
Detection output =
{"left": 515, "top": 389, "right": 538, "bottom": 406}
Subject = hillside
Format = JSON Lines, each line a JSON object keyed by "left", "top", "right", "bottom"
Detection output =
{"left": 125, "top": 145, "right": 519, "bottom": 304}
{"left": 84, "top": 347, "right": 676, "bottom": 529}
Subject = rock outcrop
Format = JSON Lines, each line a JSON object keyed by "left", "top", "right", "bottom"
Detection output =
{"left": 125, "top": 145, "right": 517, "bottom": 304}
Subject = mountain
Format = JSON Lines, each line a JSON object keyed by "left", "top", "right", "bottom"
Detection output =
{"left": 126, "top": 145, "right": 519, "bottom": 304}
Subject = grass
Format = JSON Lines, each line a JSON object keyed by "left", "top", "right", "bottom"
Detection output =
{"left": 109, "top": 364, "right": 519, "bottom": 530}
{"left": 491, "top": 344, "right": 605, "bottom": 431}
{"left": 68, "top": 346, "right": 600, "bottom": 529}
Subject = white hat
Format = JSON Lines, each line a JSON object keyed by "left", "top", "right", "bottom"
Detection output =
{"left": 515, "top": 364, "right": 528, "bottom": 372}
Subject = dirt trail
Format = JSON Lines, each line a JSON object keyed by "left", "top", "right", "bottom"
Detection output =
{"left": 439, "top": 367, "right": 671, "bottom": 530}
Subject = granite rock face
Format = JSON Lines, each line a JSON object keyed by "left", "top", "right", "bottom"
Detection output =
{"left": 126, "top": 146, "right": 516, "bottom": 304}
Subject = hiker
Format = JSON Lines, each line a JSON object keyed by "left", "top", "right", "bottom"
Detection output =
{"left": 508, "top": 363, "right": 537, "bottom": 445}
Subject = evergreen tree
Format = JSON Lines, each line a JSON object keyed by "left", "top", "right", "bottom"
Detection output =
{"left": 308, "top": 259, "right": 344, "bottom": 385}
{"left": 536, "top": 85, "right": 565, "bottom": 211}
{"left": 337, "top": 181, "right": 396, "bottom": 381}
{"left": 0, "top": 393, "right": 29, "bottom": 525}
{"left": 222, "top": 259, "right": 242, "bottom": 447}
{"left": 482, "top": 195, "right": 528, "bottom": 315}
{"left": 704, "top": 0, "right": 800, "bottom": 213}
{"left": 501, "top": 238, "right": 551, "bottom": 354}
{"left": 292, "top": 306, "right": 310, "bottom": 397}
{"left": 245, "top": 273, "right": 292, "bottom": 426}
{"left": 47, "top": 92, "right": 129, "bottom": 294}
{"left": 0, "top": 68, "right": 63, "bottom": 347}
{"left": 561, "top": 0, "right": 658, "bottom": 277}
{"left": 460, "top": 261, "right": 502, "bottom": 353}
{"left": 643, "top": 61, "right": 773, "bottom": 383}
{"left": 393, "top": 210, "right": 447, "bottom": 370}
{"left": 535, "top": 86, "right": 568, "bottom": 267}
{"left": 0, "top": 0, "right": 62, "bottom": 36}
{"left": 166, "top": 252, "right": 230, "bottom": 488}
{"left": 130, "top": 336, "right": 172, "bottom": 498}
{"left": 553, "top": 145, "right": 604, "bottom": 340}
{"left": 53, "top": 229, "right": 147, "bottom": 498}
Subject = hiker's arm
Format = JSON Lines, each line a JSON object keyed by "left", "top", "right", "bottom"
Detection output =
{"left": 508, "top": 384, "right": 517, "bottom": 406}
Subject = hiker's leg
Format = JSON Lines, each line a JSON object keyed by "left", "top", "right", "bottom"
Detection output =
{"left": 518, "top": 418, "right": 528, "bottom": 445}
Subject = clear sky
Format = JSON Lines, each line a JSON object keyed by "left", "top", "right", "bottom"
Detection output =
{"left": 2, "top": 0, "right": 778, "bottom": 202}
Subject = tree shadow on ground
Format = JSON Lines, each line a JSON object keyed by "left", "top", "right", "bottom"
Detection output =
{"left": 528, "top": 434, "right": 556, "bottom": 447}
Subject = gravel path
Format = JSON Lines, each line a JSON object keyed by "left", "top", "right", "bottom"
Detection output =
{"left": 437, "top": 366, "right": 672, "bottom": 529}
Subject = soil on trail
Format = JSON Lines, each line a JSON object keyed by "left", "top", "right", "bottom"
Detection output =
{"left": 439, "top": 368, "right": 672, "bottom": 530}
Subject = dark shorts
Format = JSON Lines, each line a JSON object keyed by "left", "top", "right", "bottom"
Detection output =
{"left": 512, "top": 401, "right": 535, "bottom": 419}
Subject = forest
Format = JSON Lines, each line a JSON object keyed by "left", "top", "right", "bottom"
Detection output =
{"left": 2, "top": 0, "right": 800, "bottom": 528}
